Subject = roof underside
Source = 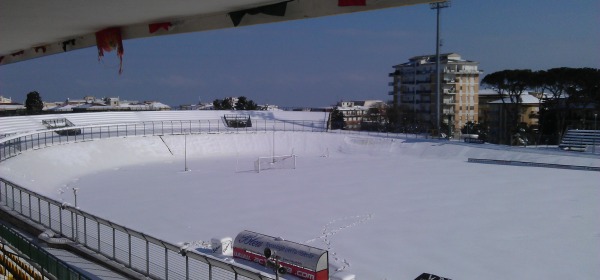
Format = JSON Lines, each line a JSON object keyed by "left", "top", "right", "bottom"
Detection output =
{"left": 0, "top": 0, "right": 432, "bottom": 65}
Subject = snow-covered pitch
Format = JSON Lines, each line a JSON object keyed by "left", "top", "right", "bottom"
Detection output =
{"left": 1, "top": 132, "right": 599, "bottom": 279}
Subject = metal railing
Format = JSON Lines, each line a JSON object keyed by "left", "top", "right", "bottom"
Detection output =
{"left": 0, "top": 118, "right": 432, "bottom": 279}
{"left": 1, "top": 119, "right": 328, "bottom": 162}
{"left": 0, "top": 118, "right": 333, "bottom": 280}
{"left": 0, "top": 170, "right": 271, "bottom": 280}
{"left": 0, "top": 222, "right": 92, "bottom": 280}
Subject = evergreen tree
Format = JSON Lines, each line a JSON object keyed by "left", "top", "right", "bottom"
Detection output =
{"left": 235, "top": 96, "right": 258, "bottom": 110}
{"left": 330, "top": 108, "right": 345, "bottom": 130}
{"left": 25, "top": 91, "right": 44, "bottom": 113}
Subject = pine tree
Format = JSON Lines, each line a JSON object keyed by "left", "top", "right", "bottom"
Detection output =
{"left": 25, "top": 91, "right": 44, "bottom": 113}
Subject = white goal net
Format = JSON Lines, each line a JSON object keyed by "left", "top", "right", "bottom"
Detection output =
{"left": 254, "top": 155, "right": 297, "bottom": 173}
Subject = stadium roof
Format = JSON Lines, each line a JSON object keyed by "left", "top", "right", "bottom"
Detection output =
{"left": 0, "top": 0, "right": 432, "bottom": 65}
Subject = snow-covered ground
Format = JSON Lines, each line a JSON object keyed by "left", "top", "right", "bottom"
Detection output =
{"left": 1, "top": 131, "right": 599, "bottom": 279}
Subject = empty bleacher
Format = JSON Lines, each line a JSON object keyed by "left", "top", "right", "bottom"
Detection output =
{"left": 559, "top": 129, "right": 600, "bottom": 152}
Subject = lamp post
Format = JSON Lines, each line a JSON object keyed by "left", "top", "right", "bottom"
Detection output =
{"left": 430, "top": 1, "right": 451, "bottom": 136}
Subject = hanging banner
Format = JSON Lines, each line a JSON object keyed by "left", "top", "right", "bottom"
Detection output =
{"left": 95, "top": 27, "right": 124, "bottom": 74}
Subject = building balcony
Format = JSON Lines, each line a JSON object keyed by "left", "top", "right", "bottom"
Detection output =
{"left": 444, "top": 69, "right": 481, "bottom": 75}
{"left": 442, "top": 109, "right": 455, "bottom": 115}
{"left": 443, "top": 98, "right": 455, "bottom": 104}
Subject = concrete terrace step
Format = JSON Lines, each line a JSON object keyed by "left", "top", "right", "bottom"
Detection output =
{"left": 560, "top": 129, "right": 600, "bottom": 152}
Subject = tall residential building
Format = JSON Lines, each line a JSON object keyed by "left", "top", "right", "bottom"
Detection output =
{"left": 389, "top": 53, "right": 481, "bottom": 135}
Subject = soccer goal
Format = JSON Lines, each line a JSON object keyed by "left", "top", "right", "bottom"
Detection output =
{"left": 254, "top": 154, "right": 297, "bottom": 173}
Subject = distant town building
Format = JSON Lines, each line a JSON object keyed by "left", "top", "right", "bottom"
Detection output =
{"left": 479, "top": 89, "right": 545, "bottom": 143}
{"left": 179, "top": 103, "right": 214, "bottom": 110}
{"left": 335, "top": 100, "right": 386, "bottom": 130}
{"left": 389, "top": 53, "right": 481, "bottom": 135}
{"left": 0, "top": 96, "right": 12, "bottom": 103}
{"left": 48, "top": 96, "right": 171, "bottom": 112}
{"left": 0, "top": 96, "right": 25, "bottom": 115}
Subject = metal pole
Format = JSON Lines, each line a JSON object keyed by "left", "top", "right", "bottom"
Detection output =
{"left": 436, "top": 5, "right": 441, "bottom": 136}
{"left": 184, "top": 130, "right": 189, "bottom": 171}
{"left": 430, "top": 1, "right": 451, "bottom": 136}
{"left": 594, "top": 113, "right": 597, "bottom": 154}
{"left": 73, "top": 187, "right": 79, "bottom": 242}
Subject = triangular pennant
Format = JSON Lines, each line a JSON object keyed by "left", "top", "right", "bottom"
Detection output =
{"left": 149, "top": 22, "right": 172, "bottom": 34}
{"left": 339, "top": 0, "right": 366, "bottom": 6}
{"left": 229, "top": 1, "right": 291, "bottom": 27}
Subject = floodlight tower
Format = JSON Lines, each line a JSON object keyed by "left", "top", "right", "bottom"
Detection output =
{"left": 430, "top": 1, "right": 451, "bottom": 136}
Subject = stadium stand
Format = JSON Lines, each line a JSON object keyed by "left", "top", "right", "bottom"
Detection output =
{"left": 559, "top": 129, "right": 600, "bottom": 151}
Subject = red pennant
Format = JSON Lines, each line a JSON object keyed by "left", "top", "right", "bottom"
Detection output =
{"left": 149, "top": 22, "right": 172, "bottom": 34}
{"left": 95, "top": 27, "right": 125, "bottom": 74}
{"left": 339, "top": 0, "right": 366, "bottom": 6}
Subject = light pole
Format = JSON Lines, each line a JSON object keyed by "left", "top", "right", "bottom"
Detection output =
{"left": 594, "top": 113, "right": 597, "bottom": 154}
{"left": 430, "top": 1, "right": 451, "bottom": 136}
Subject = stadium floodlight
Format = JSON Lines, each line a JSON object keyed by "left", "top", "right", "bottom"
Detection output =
{"left": 430, "top": 1, "right": 451, "bottom": 137}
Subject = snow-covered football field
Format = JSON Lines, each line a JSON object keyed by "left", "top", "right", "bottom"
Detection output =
{"left": 1, "top": 131, "right": 599, "bottom": 279}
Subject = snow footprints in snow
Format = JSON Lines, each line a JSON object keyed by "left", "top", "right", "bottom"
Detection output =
{"left": 306, "top": 214, "right": 373, "bottom": 273}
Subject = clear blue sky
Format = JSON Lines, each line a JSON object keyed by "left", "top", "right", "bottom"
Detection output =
{"left": 1, "top": 0, "right": 598, "bottom": 108}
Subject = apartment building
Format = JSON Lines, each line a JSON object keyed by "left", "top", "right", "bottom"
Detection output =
{"left": 335, "top": 100, "right": 386, "bottom": 130}
{"left": 389, "top": 53, "right": 481, "bottom": 135}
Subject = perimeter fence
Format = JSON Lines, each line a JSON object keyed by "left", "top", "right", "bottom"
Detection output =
{"left": 0, "top": 119, "right": 332, "bottom": 162}
{"left": 0, "top": 118, "right": 334, "bottom": 280}
{"left": 0, "top": 118, "right": 426, "bottom": 279}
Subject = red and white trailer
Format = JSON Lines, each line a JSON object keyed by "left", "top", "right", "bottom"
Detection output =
{"left": 233, "top": 230, "right": 329, "bottom": 280}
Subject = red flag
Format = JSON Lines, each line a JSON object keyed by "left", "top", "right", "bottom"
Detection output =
{"left": 339, "top": 0, "right": 366, "bottom": 6}
{"left": 149, "top": 22, "right": 172, "bottom": 34}
{"left": 95, "top": 27, "right": 124, "bottom": 74}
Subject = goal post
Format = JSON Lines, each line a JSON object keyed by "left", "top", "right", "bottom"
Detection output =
{"left": 254, "top": 154, "right": 297, "bottom": 173}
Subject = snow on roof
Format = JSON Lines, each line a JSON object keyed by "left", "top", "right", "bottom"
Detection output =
{"left": 489, "top": 91, "right": 542, "bottom": 105}
{"left": 0, "top": 104, "right": 25, "bottom": 110}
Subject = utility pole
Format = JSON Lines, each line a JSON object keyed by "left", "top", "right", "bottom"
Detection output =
{"left": 430, "top": 1, "right": 451, "bottom": 136}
